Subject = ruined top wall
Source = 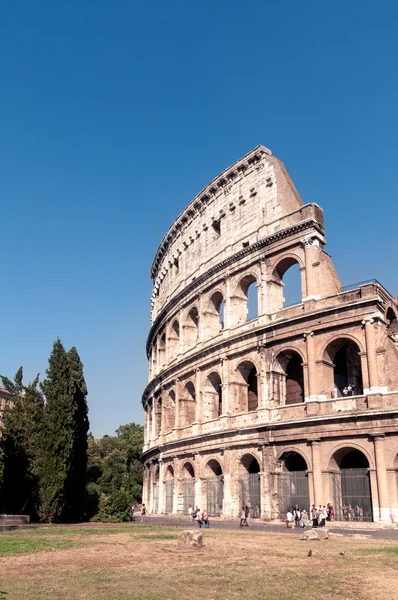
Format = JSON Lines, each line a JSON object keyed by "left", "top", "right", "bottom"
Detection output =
{"left": 150, "top": 145, "right": 321, "bottom": 322}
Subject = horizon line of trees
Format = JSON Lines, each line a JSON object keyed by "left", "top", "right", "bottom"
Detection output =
{"left": 0, "top": 339, "right": 144, "bottom": 522}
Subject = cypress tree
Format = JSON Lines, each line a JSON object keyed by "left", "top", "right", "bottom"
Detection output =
{"left": 64, "top": 346, "right": 89, "bottom": 521}
{"left": 38, "top": 339, "right": 89, "bottom": 522}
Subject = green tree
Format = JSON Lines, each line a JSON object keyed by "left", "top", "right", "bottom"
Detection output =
{"left": 0, "top": 369, "right": 44, "bottom": 516}
{"left": 88, "top": 423, "right": 144, "bottom": 521}
{"left": 38, "top": 339, "right": 89, "bottom": 522}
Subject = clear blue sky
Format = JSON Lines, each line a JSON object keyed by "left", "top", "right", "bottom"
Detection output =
{"left": 1, "top": 1, "right": 397, "bottom": 437}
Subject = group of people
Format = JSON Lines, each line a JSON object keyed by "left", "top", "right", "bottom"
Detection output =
{"left": 130, "top": 503, "right": 147, "bottom": 522}
{"left": 342, "top": 383, "right": 357, "bottom": 396}
{"left": 286, "top": 503, "right": 335, "bottom": 528}
{"left": 239, "top": 505, "right": 250, "bottom": 527}
{"left": 188, "top": 505, "right": 210, "bottom": 528}
{"left": 342, "top": 504, "right": 364, "bottom": 521}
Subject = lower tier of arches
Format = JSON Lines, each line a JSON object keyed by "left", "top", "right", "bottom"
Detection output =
{"left": 142, "top": 433, "right": 398, "bottom": 523}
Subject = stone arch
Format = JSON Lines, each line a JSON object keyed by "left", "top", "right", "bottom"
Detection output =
{"left": 168, "top": 318, "right": 180, "bottom": 359}
{"left": 278, "top": 449, "right": 309, "bottom": 472}
{"left": 203, "top": 371, "right": 223, "bottom": 420}
{"left": 231, "top": 272, "right": 259, "bottom": 325}
{"left": 205, "top": 289, "right": 225, "bottom": 338}
{"left": 236, "top": 360, "right": 259, "bottom": 413}
{"left": 322, "top": 336, "right": 364, "bottom": 398}
{"left": 327, "top": 443, "right": 374, "bottom": 471}
{"left": 270, "top": 253, "right": 304, "bottom": 312}
{"left": 165, "top": 465, "right": 174, "bottom": 480}
{"left": 204, "top": 458, "right": 223, "bottom": 476}
{"left": 386, "top": 307, "right": 398, "bottom": 340}
{"left": 164, "top": 389, "right": 176, "bottom": 432}
{"left": 204, "top": 458, "right": 224, "bottom": 516}
{"left": 272, "top": 348, "right": 305, "bottom": 405}
{"left": 180, "top": 380, "right": 196, "bottom": 427}
{"left": 239, "top": 453, "right": 261, "bottom": 475}
{"left": 277, "top": 449, "right": 310, "bottom": 517}
{"left": 181, "top": 461, "right": 195, "bottom": 478}
{"left": 184, "top": 305, "right": 200, "bottom": 349}
{"left": 158, "top": 329, "right": 166, "bottom": 372}
{"left": 181, "top": 461, "right": 196, "bottom": 514}
{"left": 328, "top": 445, "right": 373, "bottom": 522}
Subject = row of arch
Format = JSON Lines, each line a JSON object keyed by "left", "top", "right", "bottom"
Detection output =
{"left": 147, "top": 445, "right": 396, "bottom": 521}
{"left": 150, "top": 258, "right": 303, "bottom": 378}
{"left": 147, "top": 337, "right": 368, "bottom": 439}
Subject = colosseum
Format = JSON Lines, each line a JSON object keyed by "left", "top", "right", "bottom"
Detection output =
{"left": 141, "top": 144, "right": 398, "bottom": 523}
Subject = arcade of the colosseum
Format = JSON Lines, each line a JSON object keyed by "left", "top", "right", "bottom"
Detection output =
{"left": 141, "top": 144, "right": 398, "bottom": 523}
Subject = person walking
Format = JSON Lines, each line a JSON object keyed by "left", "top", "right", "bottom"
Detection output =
{"left": 311, "top": 505, "right": 318, "bottom": 528}
{"left": 202, "top": 509, "right": 210, "bottom": 528}
{"left": 301, "top": 509, "right": 308, "bottom": 527}
{"left": 294, "top": 506, "right": 301, "bottom": 528}
{"left": 286, "top": 510, "right": 293, "bottom": 528}
{"left": 240, "top": 506, "right": 246, "bottom": 527}
{"left": 140, "top": 504, "right": 146, "bottom": 523}
{"left": 244, "top": 505, "right": 250, "bottom": 527}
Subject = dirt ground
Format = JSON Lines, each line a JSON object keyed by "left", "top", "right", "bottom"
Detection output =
{"left": 0, "top": 525, "right": 397, "bottom": 600}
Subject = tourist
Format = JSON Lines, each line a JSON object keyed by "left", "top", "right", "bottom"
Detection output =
{"left": 188, "top": 504, "right": 193, "bottom": 521}
{"left": 301, "top": 509, "right": 308, "bottom": 527}
{"left": 347, "top": 383, "right": 353, "bottom": 396}
{"left": 195, "top": 508, "right": 203, "bottom": 528}
{"left": 359, "top": 506, "right": 364, "bottom": 521}
{"left": 343, "top": 386, "right": 348, "bottom": 396}
{"left": 141, "top": 504, "right": 146, "bottom": 523}
{"left": 319, "top": 506, "right": 327, "bottom": 527}
{"left": 240, "top": 506, "right": 246, "bottom": 527}
{"left": 348, "top": 504, "right": 354, "bottom": 521}
{"left": 202, "top": 509, "right": 210, "bottom": 528}
{"left": 329, "top": 504, "right": 335, "bottom": 521}
{"left": 244, "top": 505, "right": 250, "bottom": 527}
{"left": 294, "top": 506, "right": 301, "bottom": 528}
{"left": 311, "top": 505, "right": 318, "bottom": 528}
{"left": 286, "top": 510, "right": 293, "bottom": 528}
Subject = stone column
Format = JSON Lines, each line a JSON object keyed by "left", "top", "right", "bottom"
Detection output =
{"left": 304, "top": 332, "right": 317, "bottom": 401}
{"left": 261, "top": 444, "right": 272, "bottom": 520}
{"left": 179, "top": 308, "right": 185, "bottom": 355}
{"left": 258, "top": 259, "right": 268, "bottom": 315}
{"left": 146, "top": 404, "right": 152, "bottom": 445}
{"left": 193, "top": 368, "right": 203, "bottom": 435}
{"left": 373, "top": 435, "right": 391, "bottom": 522}
{"left": 302, "top": 237, "right": 321, "bottom": 301}
{"left": 174, "top": 380, "right": 181, "bottom": 432}
{"left": 224, "top": 276, "right": 232, "bottom": 330}
{"left": 221, "top": 358, "right": 230, "bottom": 416}
{"left": 223, "top": 473, "right": 232, "bottom": 516}
{"left": 258, "top": 346, "right": 269, "bottom": 410}
{"left": 151, "top": 399, "right": 157, "bottom": 441}
{"left": 363, "top": 319, "right": 379, "bottom": 393}
{"left": 158, "top": 459, "right": 165, "bottom": 514}
{"left": 310, "top": 440, "right": 323, "bottom": 506}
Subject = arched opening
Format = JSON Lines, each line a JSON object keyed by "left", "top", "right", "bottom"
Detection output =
{"left": 154, "top": 397, "right": 162, "bottom": 437}
{"left": 185, "top": 306, "right": 200, "bottom": 350}
{"left": 272, "top": 351, "right": 305, "bottom": 405}
{"left": 278, "top": 451, "right": 309, "bottom": 518}
{"left": 180, "top": 381, "right": 196, "bottom": 427}
{"left": 168, "top": 319, "right": 180, "bottom": 359}
{"left": 329, "top": 448, "right": 372, "bottom": 522}
{"left": 205, "top": 460, "right": 223, "bottom": 516}
{"left": 231, "top": 274, "right": 258, "bottom": 325}
{"left": 236, "top": 361, "right": 258, "bottom": 413}
{"left": 239, "top": 454, "right": 261, "bottom": 517}
{"left": 204, "top": 372, "right": 223, "bottom": 420}
{"left": 387, "top": 308, "right": 398, "bottom": 341}
{"left": 271, "top": 257, "right": 302, "bottom": 312}
{"left": 324, "top": 339, "right": 363, "bottom": 398}
{"left": 165, "top": 465, "right": 174, "bottom": 514}
{"left": 158, "top": 330, "right": 166, "bottom": 372}
{"left": 182, "top": 462, "right": 195, "bottom": 514}
{"left": 206, "top": 291, "right": 225, "bottom": 338}
{"left": 164, "top": 390, "right": 175, "bottom": 432}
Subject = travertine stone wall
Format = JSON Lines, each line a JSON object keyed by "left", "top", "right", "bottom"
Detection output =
{"left": 141, "top": 145, "right": 398, "bottom": 524}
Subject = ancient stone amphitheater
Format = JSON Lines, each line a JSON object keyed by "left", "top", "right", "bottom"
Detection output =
{"left": 141, "top": 145, "right": 398, "bottom": 523}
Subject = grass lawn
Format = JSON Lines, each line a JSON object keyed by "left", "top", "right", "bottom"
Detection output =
{"left": 0, "top": 524, "right": 397, "bottom": 600}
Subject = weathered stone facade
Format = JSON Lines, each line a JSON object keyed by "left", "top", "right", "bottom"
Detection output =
{"left": 141, "top": 145, "right": 398, "bottom": 523}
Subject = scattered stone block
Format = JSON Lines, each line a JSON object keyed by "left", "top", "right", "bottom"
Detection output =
{"left": 300, "top": 528, "right": 329, "bottom": 540}
{"left": 178, "top": 530, "right": 204, "bottom": 548}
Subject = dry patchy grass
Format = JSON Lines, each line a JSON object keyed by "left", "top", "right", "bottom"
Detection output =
{"left": 0, "top": 525, "right": 397, "bottom": 600}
